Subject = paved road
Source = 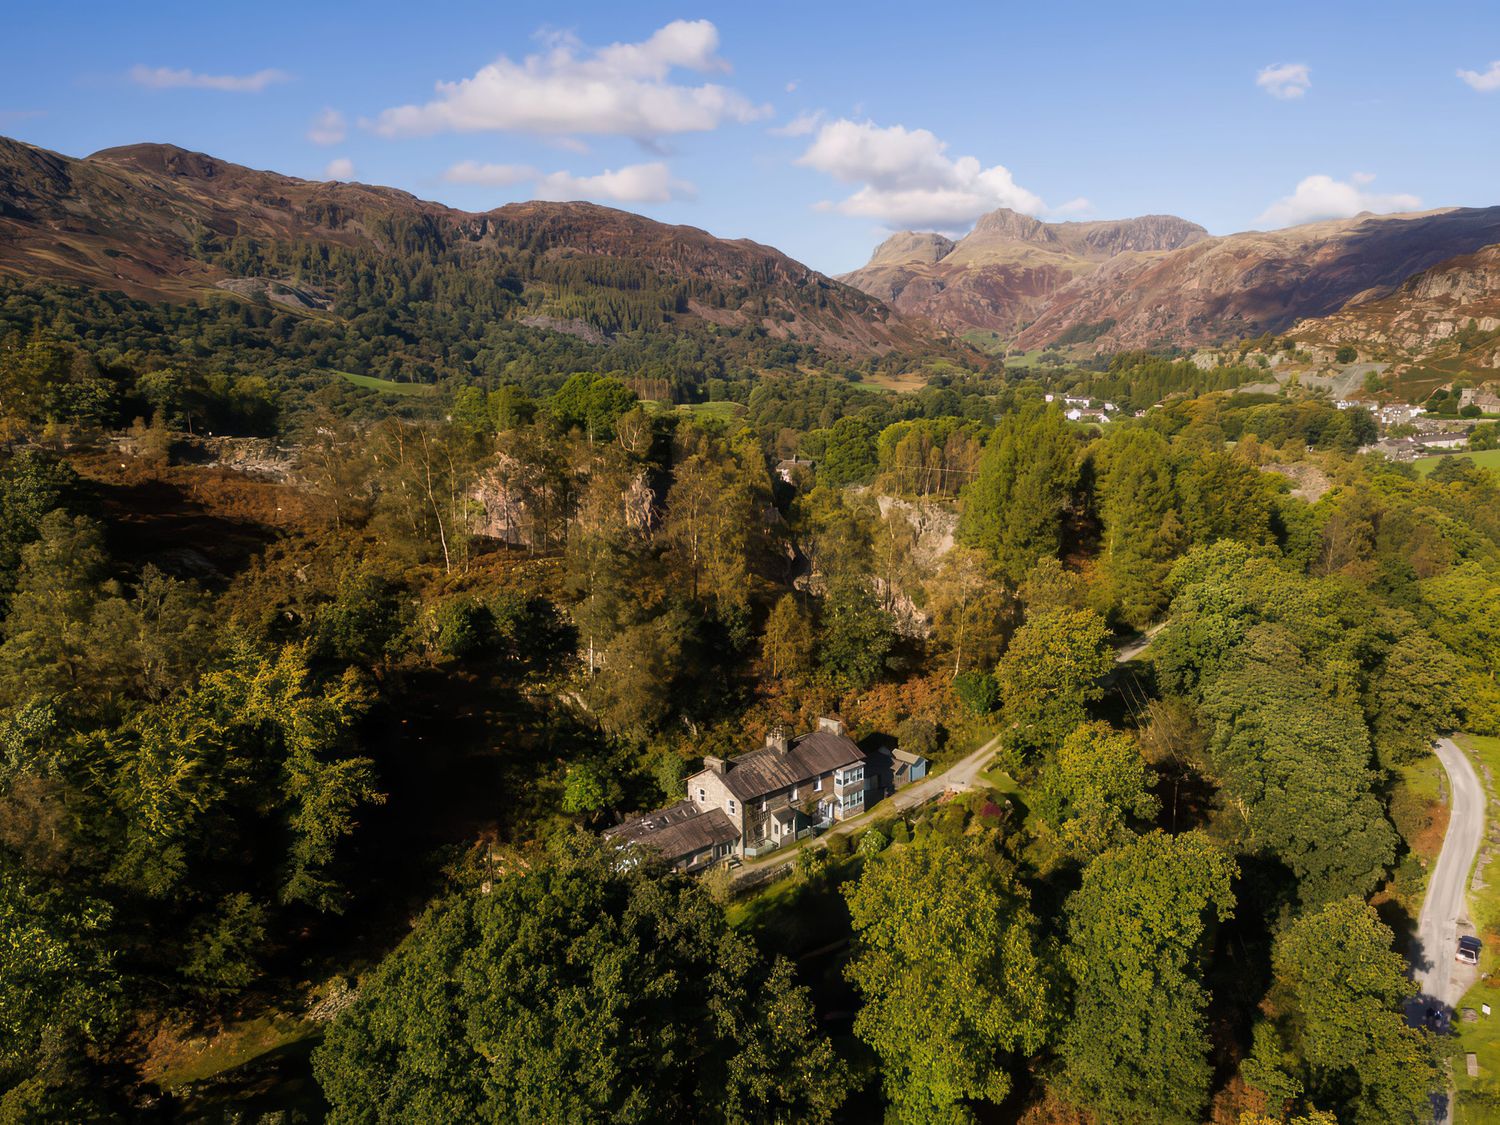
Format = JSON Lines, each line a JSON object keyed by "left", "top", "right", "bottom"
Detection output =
{"left": 1411, "top": 737, "right": 1487, "bottom": 1124}
{"left": 730, "top": 628, "right": 1159, "bottom": 884}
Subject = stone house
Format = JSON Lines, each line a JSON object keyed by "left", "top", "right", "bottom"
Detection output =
{"left": 608, "top": 717, "right": 872, "bottom": 865}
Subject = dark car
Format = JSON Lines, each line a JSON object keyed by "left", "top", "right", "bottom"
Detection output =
{"left": 1458, "top": 935, "right": 1482, "bottom": 965}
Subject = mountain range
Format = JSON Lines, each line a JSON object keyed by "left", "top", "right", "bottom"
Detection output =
{"left": 3, "top": 133, "right": 1500, "bottom": 371}
{"left": 839, "top": 205, "right": 1500, "bottom": 357}
{"left": 0, "top": 136, "right": 942, "bottom": 361}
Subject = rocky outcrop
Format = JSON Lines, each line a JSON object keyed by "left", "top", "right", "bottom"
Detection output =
{"left": 1290, "top": 243, "right": 1500, "bottom": 364}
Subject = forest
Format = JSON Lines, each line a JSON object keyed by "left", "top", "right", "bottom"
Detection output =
{"left": 0, "top": 290, "right": 1493, "bottom": 1124}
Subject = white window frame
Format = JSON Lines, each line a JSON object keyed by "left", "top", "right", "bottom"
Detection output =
{"left": 814, "top": 776, "right": 823, "bottom": 791}
{"left": 727, "top": 799, "right": 736, "bottom": 815}
{"left": 697, "top": 787, "right": 706, "bottom": 803}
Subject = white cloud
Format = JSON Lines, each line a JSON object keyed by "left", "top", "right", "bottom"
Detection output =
{"left": 129, "top": 65, "right": 290, "bottom": 93}
{"left": 443, "top": 159, "right": 694, "bottom": 204}
{"left": 785, "top": 79, "right": 799, "bottom": 93}
{"left": 323, "top": 157, "right": 356, "bottom": 181}
{"left": 443, "top": 161, "right": 540, "bottom": 186}
{"left": 373, "top": 19, "right": 767, "bottom": 140}
{"left": 307, "top": 108, "right": 347, "bottom": 145}
{"left": 1256, "top": 62, "right": 1311, "bottom": 99}
{"left": 1052, "top": 197, "right": 1094, "bottom": 216}
{"left": 796, "top": 118, "right": 1048, "bottom": 229}
{"left": 537, "top": 162, "right": 694, "bottom": 203}
{"left": 1351, "top": 170, "right": 1376, "bottom": 185}
{"left": 769, "top": 109, "right": 823, "bottom": 138}
{"left": 1257, "top": 173, "right": 1421, "bottom": 228}
{"left": 1458, "top": 60, "right": 1500, "bottom": 92}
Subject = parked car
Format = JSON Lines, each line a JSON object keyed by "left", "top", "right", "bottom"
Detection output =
{"left": 1458, "top": 935, "right": 1482, "bottom": 965}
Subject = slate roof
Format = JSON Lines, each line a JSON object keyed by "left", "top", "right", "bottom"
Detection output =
{"left": 716, "top": 731, "right": 865, "bottom": 802}
{"left": 605, "top": 800, "right": 739, "bottom": 861}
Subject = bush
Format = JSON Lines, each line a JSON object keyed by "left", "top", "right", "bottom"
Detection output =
{"left": 824, "top": 832, "right": 853, "bottom": 859}
{"left": 1335, "top": 345, "right": 1358, "bottom": 364}
{"left": 430, "top": 597, "right": 497, "bottom": 659}
{"left": 858, "top": 828, "right": 889, "bottom": 857}
{"left": 954, "top": 670, "right": 999, "bottom": 715}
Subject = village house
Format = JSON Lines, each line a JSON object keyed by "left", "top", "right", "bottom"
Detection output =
{"left": 1418, "top": 431, "right": 1471, "bottom": 451}
{"left": 775, "top": 457, "right": 815, "bottom": 486}
{"left": 1461, "top": 387, "right": 1500, "bottom": 414}
{"left": 605, "top": 717, "right": 930, "bottom": 871}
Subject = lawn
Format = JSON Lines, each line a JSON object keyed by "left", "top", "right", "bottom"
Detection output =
{"left": 337, "top": 370, "right": 436, "bottom": 396}
{"left": 1450, "top": 734, "right": 1500, "bottom": 1123}
{"left": 1414, "top": 448, "right": 1500, "bottom": 477}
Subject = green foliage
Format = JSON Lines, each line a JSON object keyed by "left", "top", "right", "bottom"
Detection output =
{"left": 762, "top": 593, "right": 815, "bottom": 681}
{"left": 1335, "top": 344, "right": 1358, "bottom": 364}
{"left": 0, "top": 854, "right": 119, "bottom": 1087}
{"left": 429, "top": 597, "right": 498, "bottom": 659}
{"left": 817, "top": 416, "right": 879, "bottom": 487}
{"left": 547, "top": 372, "right": 638, "bottom": 440}
{"left": 1248, "top": 898, "right": 1437, "bottom": 1124}
{"left": 953, "top": 669, "right": 999, "bottom": 715}
{"left": 314, "top": 841, "right": 846, "bottom": 1123}
{"left": 818, "top": 577, "right": 895, "bottom": 692}
{"left": 314, "top": 568, "right": 410, "bottom": 666}
{"left": 1059, "top": 832, "right": 1236, "bottom": 1125}
{"left": 958, "top": 404, "right": 1079, "bottom": 583}
{"left": 994, "top": 607, "right": 1114, "bottom": 757}
{"left": 844, "top": 834, "right": 1052, "bottom": 1123}
{"left": 1156, "top": 541, "right": 1409, "bottom": 904}
{"left": 0, "top": 450, "right": 81, "bottom": 606}
{"left": 1039, "top": 722, "right": 1158, "bottom": 860}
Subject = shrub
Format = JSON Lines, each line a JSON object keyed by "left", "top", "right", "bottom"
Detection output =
{"left": 954, "top": 670, "right": 999, "bottom": 715}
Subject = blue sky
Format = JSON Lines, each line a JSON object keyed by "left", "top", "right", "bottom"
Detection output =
{"left": 4, "top": 0, "right": 1499, "bottom": 273}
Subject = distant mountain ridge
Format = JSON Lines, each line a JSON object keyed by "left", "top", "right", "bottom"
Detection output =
{"left": 0, "top": 135, "right": 949, "bottom": 360}
{"left": 838, "top": 209, "right": 1209, "bottom": 337}
{"left": 841, "top": 204, "right": 1500, "bottom": 351}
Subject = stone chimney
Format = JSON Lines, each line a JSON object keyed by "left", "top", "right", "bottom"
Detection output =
{"left": 703, "top": 755, "right": 727, "bottom": 775}
{"left": 765, "top": 729, "right": 790, "bottom": 755}
{"left": 817, "top": 716, "right": 846, "bottom": 736}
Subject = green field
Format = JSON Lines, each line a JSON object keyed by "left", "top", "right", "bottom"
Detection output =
{"left": 1414, "top": 448, "right": 1500, "bottom": 476}
{"left": 960, "top": 329, "right": 1007, "bottom": 355}
{"left": 1450, "top": 735, "right": 1500, "bottom": 1123}
{"left": 337, "top": 370, "right": 436, "bottom": 396}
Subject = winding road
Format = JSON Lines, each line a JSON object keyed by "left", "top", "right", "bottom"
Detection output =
{"left": 1412, "top": 737, "right": 1488, "bottom": 1124}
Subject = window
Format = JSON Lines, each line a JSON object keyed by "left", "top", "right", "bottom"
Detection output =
{"left": 727, "top": 799, "right": 737, "bottom": 815}
{"left": 696, "top": 787, "right": 706, "bottom": 803}
{"left": 814, "top": 776, "right": 822, "bottom": 791}
{"left": 791, "top": 786, "right": 799, "bottom": 800}
{"left": 760, "top": 798, "right": 767, "bottom": 811}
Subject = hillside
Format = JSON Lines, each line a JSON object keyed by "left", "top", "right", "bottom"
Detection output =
{"left": 1290, "top": 243, "right": 1500, "bottom": 369}
{"left": 840, "top": 203, "right": 1500, "bottom": 352}
{"left": 0, "top": 136, "right": 950, "bottom": 365}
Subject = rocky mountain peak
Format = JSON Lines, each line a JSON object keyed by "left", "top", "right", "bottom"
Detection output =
{"left": 865, "top": 230, "right": 957, "bottom": 268}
